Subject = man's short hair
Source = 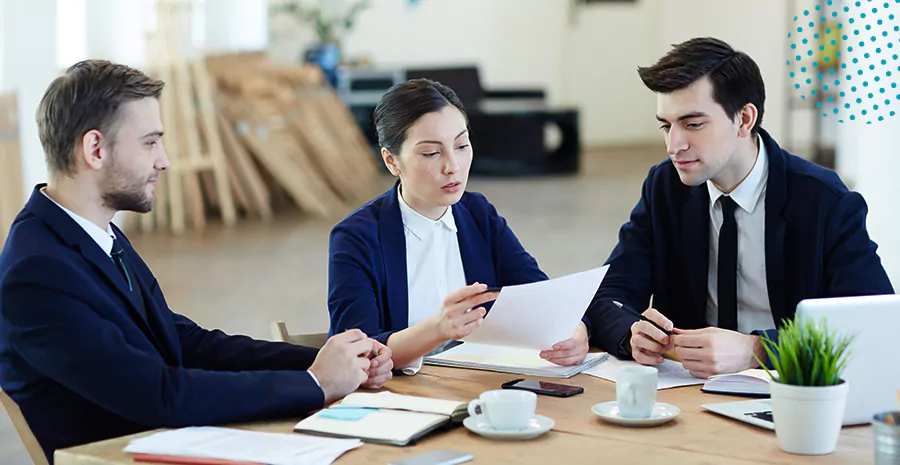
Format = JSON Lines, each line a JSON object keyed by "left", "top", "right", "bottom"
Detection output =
{"left": 638, "top": 37, "right": 766, "bottom": 135}
{"left": 36, "top": 60, "right": 165, "bottom": 175}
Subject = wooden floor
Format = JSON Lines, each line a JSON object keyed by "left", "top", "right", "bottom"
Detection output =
{"left": 0, "top": 145, "right": 666, "bottom": 463}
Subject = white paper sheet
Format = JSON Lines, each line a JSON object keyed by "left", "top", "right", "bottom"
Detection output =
{"left": 123, "top": 426, "right": 362, "bottom": 465}
{"left": 583, "top": 355, "right": 706, "bottom": 390}
{"left": 463, "top": 265, "right": 609, "bottom": 350}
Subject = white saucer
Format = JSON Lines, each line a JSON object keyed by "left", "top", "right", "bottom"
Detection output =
{"left": 591, "top": 402, "right": 681, "bottom": 427}
{"left": 463, "top": 414, "right": 554, "bottom": 440}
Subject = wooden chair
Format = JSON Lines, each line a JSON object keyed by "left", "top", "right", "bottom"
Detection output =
{"left": 0, "top": 388, "right": 49, "bottom": 465}
{"left": 269, "top": 321, "right": 329, "bottom": 349}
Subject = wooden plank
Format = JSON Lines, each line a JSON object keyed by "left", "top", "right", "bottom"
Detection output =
{"left": 230, "top": 115, "right": 337, "bottom": 217}
{"left": 0, "top": 93, "right": 23, "bottom": 249}
{"left": 191, "top": 58, "right": 236, "bottom": 226}
{"left": 152, "top": 5, "right": 186, "bottom": 234}
{"left": 296, "top": 87, "right": 379, "bottom": 203}
{"left": 226, "top": 162, "right": 251, "bottom": 213}
{"left": 284, "top": 99, "right": 359, "bottom": 203}
{"left": 163, "top": 5, "right": 206, "bottom": 231}
{"left": 218, "top": 113, "right": 272, "bottom": 221}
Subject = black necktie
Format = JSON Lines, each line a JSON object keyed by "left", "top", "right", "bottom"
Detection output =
{"left": 111, "top": 238, "right": 148, "bottom": 321}
{"left": 717, "top": 196, "right": 739, "bottom": 331}
{"left": 110, "top": 238, "right": 133, "bottom": 292}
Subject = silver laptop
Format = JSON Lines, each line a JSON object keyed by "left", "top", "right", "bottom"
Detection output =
{"left": 702, "top": 294, "right": 900, "bottom": 427}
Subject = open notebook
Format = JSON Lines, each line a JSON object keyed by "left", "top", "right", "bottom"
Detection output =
{"left": 294, "top": 392, "right": 467, "bottom": 446}
{"left": 425, "top": 341, "right": 609, "bottom": 378}
{"left": 701, "top": 369, "right": 776, "bottom": 397}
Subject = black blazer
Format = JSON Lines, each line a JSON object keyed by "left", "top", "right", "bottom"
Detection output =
{"left": 587, "top": 130, "right": 894, "bottom": 358}
{"left": 0, "top": 186, "right": 324, "bottom": 461}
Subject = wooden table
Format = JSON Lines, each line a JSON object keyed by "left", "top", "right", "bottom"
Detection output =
{"left": 55, "top": 366, "right": 873, "bottom": 464}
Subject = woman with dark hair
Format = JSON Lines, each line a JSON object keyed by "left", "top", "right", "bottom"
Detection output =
{"left": 327, "top": 78, "right": 590, "bottom": 373}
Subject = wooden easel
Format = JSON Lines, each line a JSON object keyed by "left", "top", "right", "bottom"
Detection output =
{"left": 145, "top": 0, "right": 236, "bottom": 234}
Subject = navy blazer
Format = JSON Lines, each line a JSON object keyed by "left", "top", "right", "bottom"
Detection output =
{"left": 586, "top": 130, "right": 894, "bottom": 358}
{"left": 0, "top": 186, "right": 324, "bottom": 462}
{"left": 328, "top": 184, "right": 560, "bottom": 345}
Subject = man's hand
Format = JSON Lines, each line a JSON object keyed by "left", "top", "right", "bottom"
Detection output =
{"left": 629, "top": 308, "right": 674, "bottom": 365}
{"left": 309, "top": 329, "right": 373, "bottom": 404}
{"left": 672, "top": 327, "right": 765, "bottom": 378}
{"left": 541, "top": 322, "right": 589, "bottom": 366}
{"left": 361, "top": 341, "right": 393, "bottom": 389}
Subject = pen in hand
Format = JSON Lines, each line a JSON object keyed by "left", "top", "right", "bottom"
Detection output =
{"left": 611, "top": 300, "right": 674, "bottom": 336}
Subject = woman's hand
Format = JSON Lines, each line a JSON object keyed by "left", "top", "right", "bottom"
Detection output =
{"left": 429, "top": 283, "right": 499, "bottom": 341}
{"left": 540, "top": 322, "right": 590, "bottom": 366}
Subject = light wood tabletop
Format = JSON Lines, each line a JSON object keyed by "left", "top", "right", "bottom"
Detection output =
{"left": 55, "top": 365, "right": 873, "bottom": 465}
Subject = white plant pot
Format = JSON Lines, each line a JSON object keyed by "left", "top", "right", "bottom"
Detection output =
{"left": 770, "top": 380, "right": 849, "bottom": 455}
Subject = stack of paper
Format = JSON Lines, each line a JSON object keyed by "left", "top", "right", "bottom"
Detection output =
{"left": 424, "top": 266, "right": 611, "bottom": 378}
{"left": 583, "top": 355, "right": 705, "bottom": 390}
{"left": 294, "top": 391, "right": 467, "bottom": 446}
{"left": 123, "top": 426, "right": 361, "bottom": 465}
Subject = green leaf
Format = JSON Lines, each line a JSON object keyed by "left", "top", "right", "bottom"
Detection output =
{"left": 767, "top": 316, "right": 855, "bottom": 387}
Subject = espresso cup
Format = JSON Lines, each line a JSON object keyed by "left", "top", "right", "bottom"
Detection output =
{"left": 467, "top": 389, "right": 537, "bottom": 431}
{"left": 616, "top": 366, "right": 658, "bottom": 419}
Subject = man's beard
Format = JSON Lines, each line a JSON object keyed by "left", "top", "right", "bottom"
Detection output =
{"left": 101, "top": 157, "right": 154, "bottom": 213}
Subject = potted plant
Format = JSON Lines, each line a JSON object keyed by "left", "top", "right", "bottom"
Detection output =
{"left": 269, "top": 0, "right": 371, "bottom": 87}
{"left": 757, "top": 317, "right": 855, "bottom": 455}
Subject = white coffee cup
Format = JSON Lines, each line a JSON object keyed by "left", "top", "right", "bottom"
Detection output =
{"left": 616, "top": 366, "right": 658, "bottom": 419}
{"left": 467, "top": 389, "right": 536, "bottom": 431}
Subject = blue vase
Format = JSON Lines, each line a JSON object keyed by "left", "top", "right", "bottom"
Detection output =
{"left": 303, "top": 42, "right": 341, "bottom": 88}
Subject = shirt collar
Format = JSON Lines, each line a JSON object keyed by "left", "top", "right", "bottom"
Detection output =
{"left": 397, "top": 184, "right": 458, "bottom": 241}
{"left": 41, "top": 188, "right": 116, "bottom": 256}
{"left": 706, "top": 135, "right": 769, "bottom": 214}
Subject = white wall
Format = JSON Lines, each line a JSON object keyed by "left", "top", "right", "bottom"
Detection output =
{"left": 84, "top": 0, "right": 155, "bottom": 68}
{"left": 652, "top": 0, "right": 788, "bottom": 142}
{"left": 839, "top": 121, "right": 900, "bottom": 288}
{"left": 562, "top": 1, "right": 659, "bottom": 146}
{"left": 2, "top": 0, "right": 58, "bottom": 199}
{"left": 204, "top": 0, "right": 268, "bottom": 53}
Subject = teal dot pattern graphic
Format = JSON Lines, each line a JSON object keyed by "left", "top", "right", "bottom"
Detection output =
{"left": 789, "top": 0, "right": 900, "bottom": 123}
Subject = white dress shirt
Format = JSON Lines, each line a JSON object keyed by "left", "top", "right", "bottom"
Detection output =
{"left": 39, "top": 188, "right": 323, "bottom": 386}
{"left": 705, "top": 137, "right": 776, "bottom": 334}
{"left": 41, "top": 188, "right": 115, "bottom": 256}
{"left": 397, "top": 185, "right": 467, "bottom": 374}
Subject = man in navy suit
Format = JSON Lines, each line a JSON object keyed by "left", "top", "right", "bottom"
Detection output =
{"left": 587, "top": 37, "right": 894, "bottom": 378}
{"left": 0, "top": 60, "right": 393, "bottom": 462}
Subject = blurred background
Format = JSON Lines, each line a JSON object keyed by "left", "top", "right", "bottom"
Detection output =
{"left": 1, "top": 0, "right": 898, "bottom": 462}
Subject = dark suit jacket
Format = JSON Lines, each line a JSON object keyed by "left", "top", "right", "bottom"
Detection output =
{"left": 0, "top": 186, "right": 324, "bottom": 462}
{"left": 587, "top": 129, "right": 894, "bottom": 358}
{"left": 328, "top": 184, "right": 575, "bottom": 345}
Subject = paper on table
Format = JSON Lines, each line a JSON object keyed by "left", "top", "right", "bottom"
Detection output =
{"left": 463, "top": 265, "right": 609, "bottom": 350}
{"left": 583, "top": 355, "right": 705, "bottom": 390}
{"left": 124, "top": 426, "right": 362, "bottom": 465}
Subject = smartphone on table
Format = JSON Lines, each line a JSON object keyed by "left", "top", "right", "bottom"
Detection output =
{"left": 501, "top": 378, "right": 584, "bottom": 397}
